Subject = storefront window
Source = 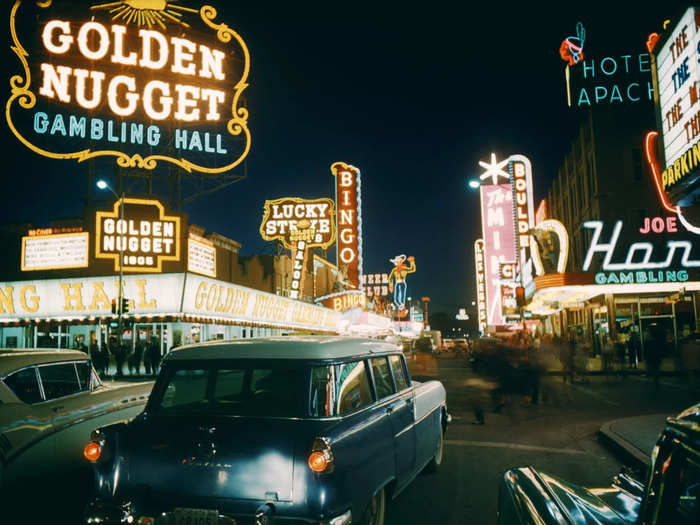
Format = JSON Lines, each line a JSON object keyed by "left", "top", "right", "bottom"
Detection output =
{"left": 675, "top": 298, "right": 697, "bottom": 339}
{"left": 639, "top": 299, "right": 672, "bottom": 317}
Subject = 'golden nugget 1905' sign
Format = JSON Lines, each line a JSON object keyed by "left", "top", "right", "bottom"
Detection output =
{"left": 7, "top": 0, "right": 250, "bottom": 174}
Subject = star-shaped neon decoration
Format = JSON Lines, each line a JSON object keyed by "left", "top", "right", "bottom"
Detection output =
{"left": 478, "top": 153, "right": 510, "bottom": 185}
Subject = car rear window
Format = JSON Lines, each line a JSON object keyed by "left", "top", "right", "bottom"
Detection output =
{"left": 39, "top": 363, "right": 81, "bottom": 400}
{"left": 154, "top": 363, "right": 308, "bottom": 417}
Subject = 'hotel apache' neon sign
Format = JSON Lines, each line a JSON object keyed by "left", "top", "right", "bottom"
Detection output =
{"left": 7, "top": 1, "right": 251, "bottom": 174}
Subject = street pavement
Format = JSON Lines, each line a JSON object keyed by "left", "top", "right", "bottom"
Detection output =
{"left": 389, "top": 354, "right": 698, "bottom": 525}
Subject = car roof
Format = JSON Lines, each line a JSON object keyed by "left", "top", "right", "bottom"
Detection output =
{"left": 0, "top": 348, "right": 88, "bottom": 375}
{"left": 166, "top": 336, "right": 402, "bottom": 362}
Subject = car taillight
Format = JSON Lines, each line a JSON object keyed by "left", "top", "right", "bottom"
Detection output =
{"left": 84, "top": 441, "right": 101, "bottom": 462}
{"left": 308, "top": 437, "right": 334, "bottom": 474}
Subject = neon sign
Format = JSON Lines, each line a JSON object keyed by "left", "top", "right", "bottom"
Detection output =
{"left": 331, "top": 162, "right": 363, "bottom": 289}
{"left": 530, "top": 219, "right": 569, "bottom": 275}
{"left": 474, "top": 239, "right": 487, "bottom": 334}
{"left": 582, "top": 220, "right": 700, "bottom": 272}
{"left": 639, "top": 216, "right": 679, "bottom": 234}
{"left": 559, "top": 22, "right": 586, "bottom": 66}
{"left": 7, "top": 1, "right": 250, "bottom": 174}
{"left": 259, "top": 197, "right": 336, "bottom": 300}
{"left": 509, "top": 155, "right": 535, "bottom": 266}
{"left": 388, "top": 255, "right": 415, "bottom": 318}
{"left": 479, "top": 153, "right": 516, "bottom": 327}
{"left": 95, "top": 197, "right": 181, "bottom": 272}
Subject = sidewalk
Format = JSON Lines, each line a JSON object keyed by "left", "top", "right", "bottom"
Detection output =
{"left": 598, "top": 413, "right": 670, "bottom": 469}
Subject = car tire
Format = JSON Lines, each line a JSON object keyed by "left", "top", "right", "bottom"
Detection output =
{"left": 425, "top": 427, "right": 444, "bottom": 473}
{"left": 360, "top": 487, "right": 386, "bottom": 525}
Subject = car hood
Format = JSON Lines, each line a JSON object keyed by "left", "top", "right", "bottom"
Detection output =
{"left": 124, "top": 414, "right": 317, "bottom": 503}
{"left": 500, "top": 467, "right": 639, "bottom": 525}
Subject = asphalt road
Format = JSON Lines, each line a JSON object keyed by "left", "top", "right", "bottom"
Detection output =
{"left": 8, "top": 357, "right": 698, "bottom": 525}
{"left": 390, "top": 356, "right": 699, "bottom": 525}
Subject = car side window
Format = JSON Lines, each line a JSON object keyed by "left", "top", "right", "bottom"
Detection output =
{"left": 161, "top": 369, "right": 208, "bottom": 409}
{"left": 371, "top": 357, "right": 396, "bottom": 399}
{"left": 335, "top": 360, "right": 373, "bottom": 414}
{"left": 656, "top": 453, "right": 700, "bottom": 525}
{"left": 38, "top": 363, "right": 81, "bottom": 400}
{"left": 75, "top": 361, "right": 94, "bottom": 391}
{"left": 3, "top": 367, "right": 43, "bottom": 404}
{"left": 389, "top": 355, "right": 409, "bottom": 390}
{"left": 310, "top": 366, "right": 333, "bottom": 416}
{"left": 213, "top": 369, "right": 245, "bottom": 401}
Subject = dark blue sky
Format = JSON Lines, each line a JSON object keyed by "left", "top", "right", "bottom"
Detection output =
{"left": 3, "top": 1, "right": 687, "bottom": 313}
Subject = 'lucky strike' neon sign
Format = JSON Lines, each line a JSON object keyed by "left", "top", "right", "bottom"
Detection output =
{"left": 7, "top": 1, "right": 250, "bottom": 174}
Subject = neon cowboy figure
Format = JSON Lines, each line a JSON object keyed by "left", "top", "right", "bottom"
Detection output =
{"left": 388, "top": 254, "right": 416, "bottom": 317}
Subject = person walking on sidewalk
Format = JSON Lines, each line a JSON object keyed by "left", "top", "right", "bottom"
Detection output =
{"left": 646, "top": 323, "right": 664, "bottom": 389}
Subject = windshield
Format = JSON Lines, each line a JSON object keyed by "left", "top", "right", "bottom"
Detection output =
{"left": 151, "top": 361, "right": 309, "bottom": 417}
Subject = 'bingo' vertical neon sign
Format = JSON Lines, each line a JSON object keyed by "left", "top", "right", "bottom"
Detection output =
{"left": 331, "top": 162, "right": 363, "bottom": 289}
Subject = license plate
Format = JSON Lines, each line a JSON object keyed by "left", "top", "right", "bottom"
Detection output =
{"left": 173, "top": 507, "right": 219, "bottom": 525}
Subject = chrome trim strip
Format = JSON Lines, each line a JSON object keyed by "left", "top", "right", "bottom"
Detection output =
{"left": 395, "top": 402, "right": 443, "bottom": 438}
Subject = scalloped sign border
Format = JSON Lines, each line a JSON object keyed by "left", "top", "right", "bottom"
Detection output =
{"left": 7, "top": 0, "right": 251, "bottom": 174}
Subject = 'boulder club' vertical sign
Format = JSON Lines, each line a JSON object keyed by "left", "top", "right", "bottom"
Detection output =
{"left": 331, "top": 162, "right": 363, "bottom": 289}
{"left": 7, "top": 0, "right": 251, "bottom": 174}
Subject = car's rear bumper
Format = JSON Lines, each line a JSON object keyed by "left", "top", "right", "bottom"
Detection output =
{"left": 84, "top": 498, "right": 351, "bottom": 525}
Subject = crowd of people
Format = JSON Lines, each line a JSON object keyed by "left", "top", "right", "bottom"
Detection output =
{"left": 83, "top": 336, "right": 164, "bottom": 379}
{"left": 465, "top": 327, "right": 700, "bottom": 424}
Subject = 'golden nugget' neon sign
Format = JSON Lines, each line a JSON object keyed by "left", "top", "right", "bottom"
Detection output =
{"left": 8, "top": 1, "right": 250, "bottom": 174}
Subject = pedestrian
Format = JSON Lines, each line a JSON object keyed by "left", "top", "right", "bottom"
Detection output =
{"left": 646, "top": 323, "right": 664, "bottom": 389}
{"left": 148, "top": 336, "right": 161, "bottom": 376}
{"left": 89, "top": 340, "right": 104, "bottom": 377}
{"left": 679, "top": 334, "right": 699, "bottom": 389}
{"left": 602, "top": 336, "right": 614, "bottom": 378}
{"left": 564, "top": 334, "right": 576, "bottom": 384}
{"left": 111, "top": 336, "right": 125, "bottom": 378}
{"left": 133, "top": 340, "right": 144, "bottom": 376}
{"left": 628, "top": 330, "right": 640, "bottom": 369}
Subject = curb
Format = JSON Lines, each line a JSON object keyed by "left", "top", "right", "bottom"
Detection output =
{"left": 597, "top": 422, "right": 650, "bottom": 472}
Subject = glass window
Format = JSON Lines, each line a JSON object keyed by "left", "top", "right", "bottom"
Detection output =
{"left": 75, "top": 361, "right": 93, "bottom": 391}
{"left": 213, "top": 369, "right": 245, "bottom": 401}
{"left": 160, "top": 369, "right": 208, "bottom": 410}
{"left": 39, "top": 363, "right": 81, "bottom": 400}
{"left": 3, "top": 367, "right": 42, "bottom": 404}
{"left": 335, "top": 360, "right": 373, "bottom": 414}
{"left": 389, "top": 355, "right": 409, "bottom": 390}
{"left": 310, "top": 366, "right": 333, "bottom": 417}
{"left": 155, "top": 364, "right": 307, "bottom": 417}
{"left": 371, "top": 357, "right": 396, "bottom": 399}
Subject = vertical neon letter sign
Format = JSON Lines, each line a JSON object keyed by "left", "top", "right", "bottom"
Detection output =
{"left": 474, "top": 239, "right": 487, "bottom": 334}
{"left": 331, "top": 162, "right": 363, "bottom": 289}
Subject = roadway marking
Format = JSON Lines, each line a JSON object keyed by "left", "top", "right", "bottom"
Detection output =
{"left": 445, "top": 439, "right": 588, "bottom": 455}
{"left": 571, "top": 384, "right": 621, "bottom": 406}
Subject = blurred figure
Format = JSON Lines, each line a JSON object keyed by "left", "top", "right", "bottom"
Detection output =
{"left": 110, "top": 336, "right": 125, "bottom": 378}
{"left": 601, "top": 336, "right": 614, "bottom": 378}
{"left": 679, "top": 334, "right": 699, "bottom": 389}
{"left": 148, "top": 337, "right": 161, "bottom": 376}
{"left": 132, "top": 340, "right": 144, "bottom": 376}
{"left": 646, "top": 323, "right": 664, "bottom": 389}
{"left": 628, "top": 330, "right": 640, "bottom": 369}
{"left": 89, "top": 340, "right": 105, "bottom": 378}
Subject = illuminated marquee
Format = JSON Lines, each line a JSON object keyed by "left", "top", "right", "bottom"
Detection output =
{"left": 582, "top": 220, "right": 700, "bottom": 284}
{"left": 260, "top": 197, "right": 336, "bottom": 300}
{"left": 188, "top": 233, "right": 216, "bottom": 278}
{"left": 650, "top": 7, "right": 700, "bottom": 206}
{"left": 474, "top": 239, "right": 487, "bottom": 334}
{"left": 509, "top": 155, "right": 535, "bottom": 266}
{"left": 315, "top": 290, "right": 366, "bottom": 312}
{"left": 479, "top": 153, "right": 517, "bottom": 327}
{"left": 95, "top": 198, "right": 181, "bottom": 272}
{"left": 331, "top": 162, "right": 363, "bottom": 289}
{"left": 7, "top": 1, "right": 251, "bottom": 174}
{"left": 21, "top": 231, "right": 89, "bottom": 271}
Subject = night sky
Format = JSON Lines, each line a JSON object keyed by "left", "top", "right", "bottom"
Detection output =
{"left": 3, "top": 1, "right": 688, "bottom": 313}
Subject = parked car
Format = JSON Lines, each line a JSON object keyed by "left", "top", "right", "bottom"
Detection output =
{"left": 84, "top": 336, "right": 450, "bottom": 525}
{"left": 497, "top": 403, "right": 700, "bottom": 524}
{"left": 0, "top": 348, "right": 152, "bottom": 487}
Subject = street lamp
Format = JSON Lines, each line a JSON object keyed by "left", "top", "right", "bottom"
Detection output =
{"left": 467, "top": 179, "right": 480, "bottom": 189}
{"left": 96, "top": 179, "right": 125, "bottom": 349}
